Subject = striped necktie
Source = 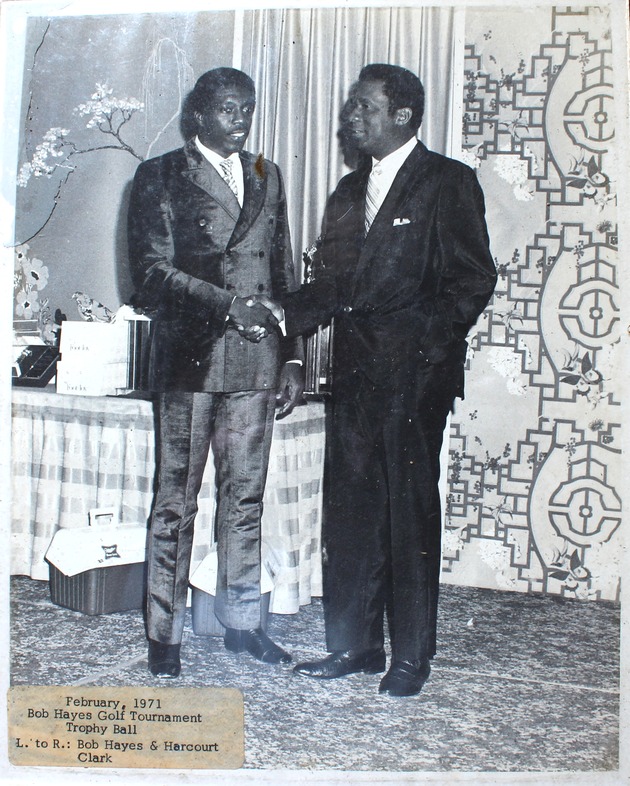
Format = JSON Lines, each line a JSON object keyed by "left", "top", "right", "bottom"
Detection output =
{"left": 219, "top": 158, "right": 239, "bottom": 200}
{"left": 364, "top": 164, "right": 381, "bottom": 234}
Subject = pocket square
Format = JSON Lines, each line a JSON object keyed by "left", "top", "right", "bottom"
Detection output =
{"left": 393, "top": 217, "right": 411, "bottom": 226}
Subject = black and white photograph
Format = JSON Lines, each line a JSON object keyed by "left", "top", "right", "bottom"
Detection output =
{"left": 1, "top": 0, "right": 628, "bottom": 783}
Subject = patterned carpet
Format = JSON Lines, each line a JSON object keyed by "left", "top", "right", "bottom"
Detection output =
{"left": 9, "top": 575, "right": 620, "bottom": 774}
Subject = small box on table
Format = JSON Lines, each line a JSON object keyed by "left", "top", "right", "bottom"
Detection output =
{"left": 56, "top": 309, "right": 151, "bottom": 397}
{"left": 189, "top": 550, "right": 274, "bottom": 636}
{"left": 45, "top": 519, "right": 147, "bottom": 616}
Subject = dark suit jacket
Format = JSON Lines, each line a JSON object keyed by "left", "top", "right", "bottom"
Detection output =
{"left": 282, "top": 141, "right": 497, "bottom": 396}
{"left": 128, "top": 139, "right": 303, "bottom": 393}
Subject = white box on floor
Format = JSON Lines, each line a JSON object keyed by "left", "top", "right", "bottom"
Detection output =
{"left": 45, "top": 521, "right": 147, "bottom": 615}
{"left": 189, "top": 550, "right": 274, "bottom": 636}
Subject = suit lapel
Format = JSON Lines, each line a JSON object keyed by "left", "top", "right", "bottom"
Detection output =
{"left": 351, "top": 142, "right": 429, "bottom": 293}
{"left": 180, "top": 141, "right": 241, "bottom": 223}
{"left": 180, "top": 144, "right": 268, "bottom": 247}
{"left": 230, "top": 152, "right": 268, "bottom": 247}
{"left": 365, "top": 144, "right": 427, "bottom": 240}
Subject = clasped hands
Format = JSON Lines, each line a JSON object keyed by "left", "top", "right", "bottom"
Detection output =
{"left": 227, "top": 294, "right": 302, "bottom": 419}
{"left": 228, "top": 294, "right": 284, "bottom": 343}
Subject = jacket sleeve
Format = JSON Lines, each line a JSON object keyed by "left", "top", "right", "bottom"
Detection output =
{"left": 127, "top": 158, "right": 233, "bottom": 326}
{"left": 280, "top": 190, "right": 344, "bottom": 339}
{"left": 269, "top": 164, "right": 305, "bottom": 364}
{"left": 419, "top": 164, "right": 497, "bottom": 360}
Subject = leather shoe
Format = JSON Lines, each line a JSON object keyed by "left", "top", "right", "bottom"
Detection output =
{"left": 148, "top": 640, "right": 181, "bottom": 679}
{"left": 224, "top": 627, "right": 292, "bottom": 664}
{"left": 293, "top": 648, "right": 386, "bottom": 679}
{"left": 378, "top": 659, "right": 430, "bottom": 696}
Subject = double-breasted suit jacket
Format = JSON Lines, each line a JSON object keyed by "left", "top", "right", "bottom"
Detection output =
{"left": 128, "top": 138, "right": 302, "bottom": 392}
{"left": 282, "top": 141, "right": 497, "bottom": 661}
{"left": 128, "top": 140, "right": 302, "bottom": 642}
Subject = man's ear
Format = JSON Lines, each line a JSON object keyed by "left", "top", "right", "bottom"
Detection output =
{"left": 395, "top": 107, "right": 413, "bottom": 126}
{"left": 194, "top": 110, "right": 204, "bottom": 128}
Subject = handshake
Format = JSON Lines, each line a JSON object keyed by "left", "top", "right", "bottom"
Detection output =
{"left": 228, "top": 294, "right": 284, "bottom": 343}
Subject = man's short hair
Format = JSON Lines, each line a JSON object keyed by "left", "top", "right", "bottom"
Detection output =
{"left": 359, "top": 64, "right": 424, "bottom": 131}
{"left": 189, "top": 68, "right": 256, "bottom": 116}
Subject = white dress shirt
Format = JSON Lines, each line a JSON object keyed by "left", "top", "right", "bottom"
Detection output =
{"left": 195, "top": 136, "right": 244, "bottom": 207}
{"left": 368, "top": 135, "right": 418, "bottom": 214}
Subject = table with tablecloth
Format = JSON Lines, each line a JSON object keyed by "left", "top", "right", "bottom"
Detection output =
{"left": 11, "top": 388, "right": 325, "bottom": 613}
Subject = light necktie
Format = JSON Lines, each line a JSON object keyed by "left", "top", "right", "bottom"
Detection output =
{"left": 364, "top": 164, "right": 381, "bottom": 234}
{"left": 219, "top": 158, "right": 239, "bottom": 200}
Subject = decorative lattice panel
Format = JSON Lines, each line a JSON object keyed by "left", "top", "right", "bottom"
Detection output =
{"left": 442, "top": 6, "right": 621, "bottom": 601}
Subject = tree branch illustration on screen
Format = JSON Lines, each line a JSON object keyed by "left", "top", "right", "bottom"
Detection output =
{"left": 16, "top": 83, "right": 145, "bottom": 244}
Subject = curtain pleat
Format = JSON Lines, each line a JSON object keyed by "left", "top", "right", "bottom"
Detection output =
{"left": 240, "top": 6, "right": 455, "bottom": 272}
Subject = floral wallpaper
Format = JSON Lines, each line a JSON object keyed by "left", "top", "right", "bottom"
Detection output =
{"left": 442, "top": 5, "right": 622, "bottom": 601}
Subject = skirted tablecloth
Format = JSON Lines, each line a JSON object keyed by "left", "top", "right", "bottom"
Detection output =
{"left": 11, "top": 388, "right": 325, "bottom": 613}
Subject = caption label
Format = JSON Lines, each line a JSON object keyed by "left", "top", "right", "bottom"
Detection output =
{"left": 8, "top": 686, "right": 244, "bottom": 769}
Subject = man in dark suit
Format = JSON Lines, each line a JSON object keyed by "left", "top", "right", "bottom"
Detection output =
{"left": 127, "top": 68, "right": 304, "bottom": 678}
{"left": 261, "top": 64, "right": 496, "bottom": 696}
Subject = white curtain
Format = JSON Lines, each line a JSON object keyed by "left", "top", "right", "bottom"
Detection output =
{"left": 240, "top": 6, "right": 455, "bottom": 273}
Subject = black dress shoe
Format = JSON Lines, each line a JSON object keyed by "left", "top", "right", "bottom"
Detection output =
{"left": 224, "top": 628, "right": 292, "bottom": 664}
{"left": 378, "top": 659, "right": 430, "bottom": 696}
{"left": 148, "top": 640, "right": 181, "bottom": 679}
{"left": 293, "top": 648, "right": 386, "bottom": 679}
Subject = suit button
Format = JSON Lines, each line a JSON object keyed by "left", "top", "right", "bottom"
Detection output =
{"left": 257, "top": 284, "right": 265, "bottom": 292}
{"left": 198, "top": 218, "right": 207, "bottom": 226}
{"left": 258, "top": 250, "right": 265, "bottom": 258}
{"left": 343, "top": 305, "right": 353, "bottom": 313}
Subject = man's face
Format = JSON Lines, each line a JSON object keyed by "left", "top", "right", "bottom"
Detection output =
{"left": 196, "top": 84, "right": 256, "bottom": 158}
{"left": 346, "top": 79, "right": 407, "bottom": 161}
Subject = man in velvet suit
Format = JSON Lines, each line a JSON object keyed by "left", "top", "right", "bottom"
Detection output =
{"left": 262, "top": 64, "right": 496, "bottom": 696}
{"left": 127, "top": 68, "right": 304, "bottom": 678}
